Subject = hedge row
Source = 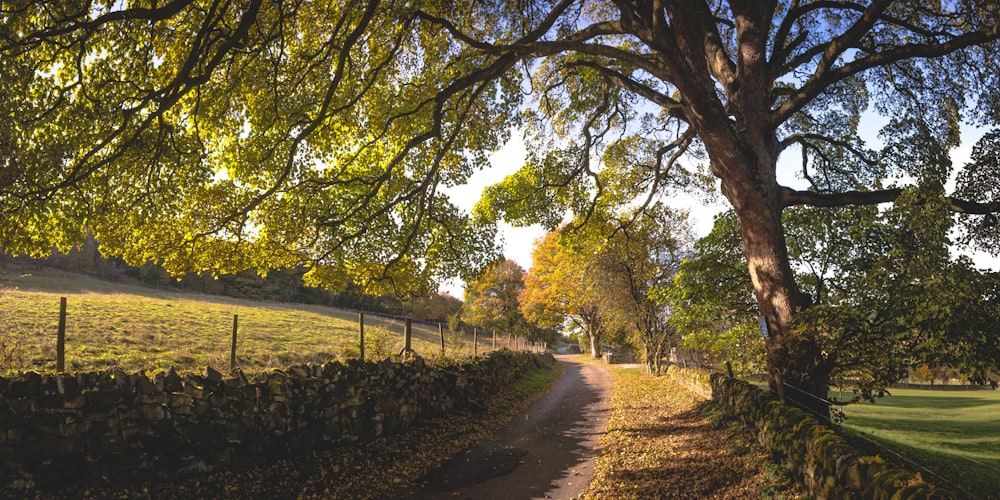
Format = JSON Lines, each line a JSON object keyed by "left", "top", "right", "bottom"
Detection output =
{"left": 0, "top": 350, "right": 554, "bottom": 491}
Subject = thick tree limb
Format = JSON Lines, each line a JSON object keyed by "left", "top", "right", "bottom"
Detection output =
{"left": 516, "top": 40, "right": 673, "bottom": 83}
{"left": 774, "top": 23, "right": 1000, "bottom": 125}
{"left": 781, "top": 186, "right": 1000, "bottom": 214}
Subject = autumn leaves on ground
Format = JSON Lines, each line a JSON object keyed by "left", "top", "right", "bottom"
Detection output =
{"left": 582, "top": 358, "right": 800, "bottom": 499}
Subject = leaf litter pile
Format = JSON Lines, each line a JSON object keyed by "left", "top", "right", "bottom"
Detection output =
{"left": 582, "top": 361, "right": 801, "bottom": 499}
{"left": 32, "top": 363, "right": 563, "bottom": 500}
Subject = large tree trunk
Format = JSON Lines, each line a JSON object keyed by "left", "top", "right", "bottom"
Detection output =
{"left": 722, "top": 175, "right": 832, "bottom": 421}
{"left": 653, "top": 0, "right": 833, "bottom": 420}
{"left": 701, "top": 120, "right": 832, "bottom": 420}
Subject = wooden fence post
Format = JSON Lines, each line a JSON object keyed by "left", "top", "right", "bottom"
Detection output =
{"left": 359, "top": 312, "right": 365, "bottom": 362}
{"left": 492, "top": 329, "right": 496, "bottom": 351}
{"left": 439, "top": 323, "right": 445, "bottom": 355}
{"left": 57, "top": 297, "right": 66, "bottom": 372}
{"left": 230, "top": 314, "right": 239, "bottom": 373}
{"left": 507, "top": 331, "right": 512, "bottom": 349}
{"left": 773, "top": 371, "right": 787, "bottom": 404}
{"left": 473, "top": 327, "right": 478, "bottom": 357}
{"left": 404, "top": 318, "right": 412, "bottom": 352}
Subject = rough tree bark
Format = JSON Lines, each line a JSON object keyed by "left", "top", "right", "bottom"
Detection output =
{"left": 654, "top": 0, "right": 835, "bottom": 419}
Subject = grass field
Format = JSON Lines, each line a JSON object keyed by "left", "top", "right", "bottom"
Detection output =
{"left": 0, "top": 266, "right": 515, "bottom": 375}
{"left": 841, "top": 388, "right": 1000, "bottom": 498}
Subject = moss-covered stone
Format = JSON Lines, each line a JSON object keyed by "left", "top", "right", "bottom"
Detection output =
{"left": 707, "top": 373, "right": 956, "bottom": 499}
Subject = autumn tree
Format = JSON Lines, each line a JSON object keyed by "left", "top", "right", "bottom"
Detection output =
{"left": 520, "top": 229, "right": 608, "bottom": 358}
{"left": 472, "top": 2, "right": 1000, "bottom": 412}
{"left": 463, "top": 258, "right": 531, "bottom": 337}
{"left": 6, "top": 1, "right": 1000, "bottom": 415}
{"left": 578, "top": 204, "right": 692, "bottom": 374}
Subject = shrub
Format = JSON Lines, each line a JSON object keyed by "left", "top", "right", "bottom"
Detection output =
{"left": 365, "top": 325, "right": 395, "bottom": 359}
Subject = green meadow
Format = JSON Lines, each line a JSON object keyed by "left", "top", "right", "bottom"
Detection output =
{"left": 0, "top": 266, "right": 505, "bottom": 375}
{"left": 842, "top": 388, "right": 1000, "bottom": 498}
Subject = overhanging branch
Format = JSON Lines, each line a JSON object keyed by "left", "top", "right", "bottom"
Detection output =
{"left": 565, "top": 60, "right": 685, "bottom": 121}
{"left": 781, "top": 186, "right": 1000, "bottom": 214}
{"left": 773, "top": 15, "right": 1000, "bottom": 125}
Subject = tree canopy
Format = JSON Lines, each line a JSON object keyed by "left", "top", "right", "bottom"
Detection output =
{"left": 578, "top": 203, "right": 692, "bottom": 373}
{"left": 5, "top": 1, "right": 1000, "bottom": 412}
{"left": 520, "top": 227, "right": 608, "bottom": 357}
{"left": 462, "top": 258, "right": 530, "bottom": 335}
{"left": 2, "top": 0, "right": 513, "bottom": 296}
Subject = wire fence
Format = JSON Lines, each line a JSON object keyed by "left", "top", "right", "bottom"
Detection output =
{"left": 773, "top": 379, "right": 994, "bottom": 499}
{"left": 0, "top": 295, "right": 548, "bottom": 376}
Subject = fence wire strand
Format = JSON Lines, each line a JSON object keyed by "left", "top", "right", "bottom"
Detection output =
{"left": 771, "top": 381, "right": 984, "bottom": 498}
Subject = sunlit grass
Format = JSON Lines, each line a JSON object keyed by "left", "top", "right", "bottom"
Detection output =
{"left": 842, "top": 388, "right": 1000, "bottom": 498}
{"left": 0, "top": 267, "right": 504, "bottom": 375}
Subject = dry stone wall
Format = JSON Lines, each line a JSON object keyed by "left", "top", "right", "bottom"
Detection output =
{"left": 665, "top": 365, "right": 713, "bottom": 400}
{"left": 709, "top": 373, "right": 955, "bottom": 499}
{"left": 0, "top": 350, "right": 554, "bottom": 490}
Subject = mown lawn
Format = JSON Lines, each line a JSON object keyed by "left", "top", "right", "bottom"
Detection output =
{"left": 0, "top": 266, "right": 504, "bottom": 375}
{"left": 841, "top": 388, "right": 1000, "bottom": 498}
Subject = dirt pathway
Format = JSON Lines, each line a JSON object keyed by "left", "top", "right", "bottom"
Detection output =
{"left": 395, "top": 355, "right": 613, "bottom": 499}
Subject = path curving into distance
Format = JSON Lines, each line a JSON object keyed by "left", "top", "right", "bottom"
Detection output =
{"left": 394, "top": 355, "right": 613, "bottom": 499}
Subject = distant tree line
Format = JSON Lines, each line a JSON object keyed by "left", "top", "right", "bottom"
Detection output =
{"left": 0, "top": 234, "right": 462, "bottom": 323}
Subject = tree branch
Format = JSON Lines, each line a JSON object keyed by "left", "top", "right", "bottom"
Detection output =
{"left": 3, "top": 0, "right": 197, "bottom": 52}
{"left": 565, "top": 60, "right": 685, "bottom": 120}
{"left": 781, "top": 186, "right": 1000, "bottom": 214}
{"left": 779, "top": 132, "right": 877, "bottom": 165}
{"left": 774, "top": 20, "right": 1000, "bottom": 125}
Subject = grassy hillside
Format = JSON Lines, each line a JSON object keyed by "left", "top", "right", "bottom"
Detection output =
{"left": 842, "top": 388, "right": 1000, "bottom": 498}
{"left": 0, "top": 266, "right": 510, "bottom": 375}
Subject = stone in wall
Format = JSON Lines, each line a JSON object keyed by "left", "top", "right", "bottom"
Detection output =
{"left": 0, "top": 350, "right": 554, "bottom": 492}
